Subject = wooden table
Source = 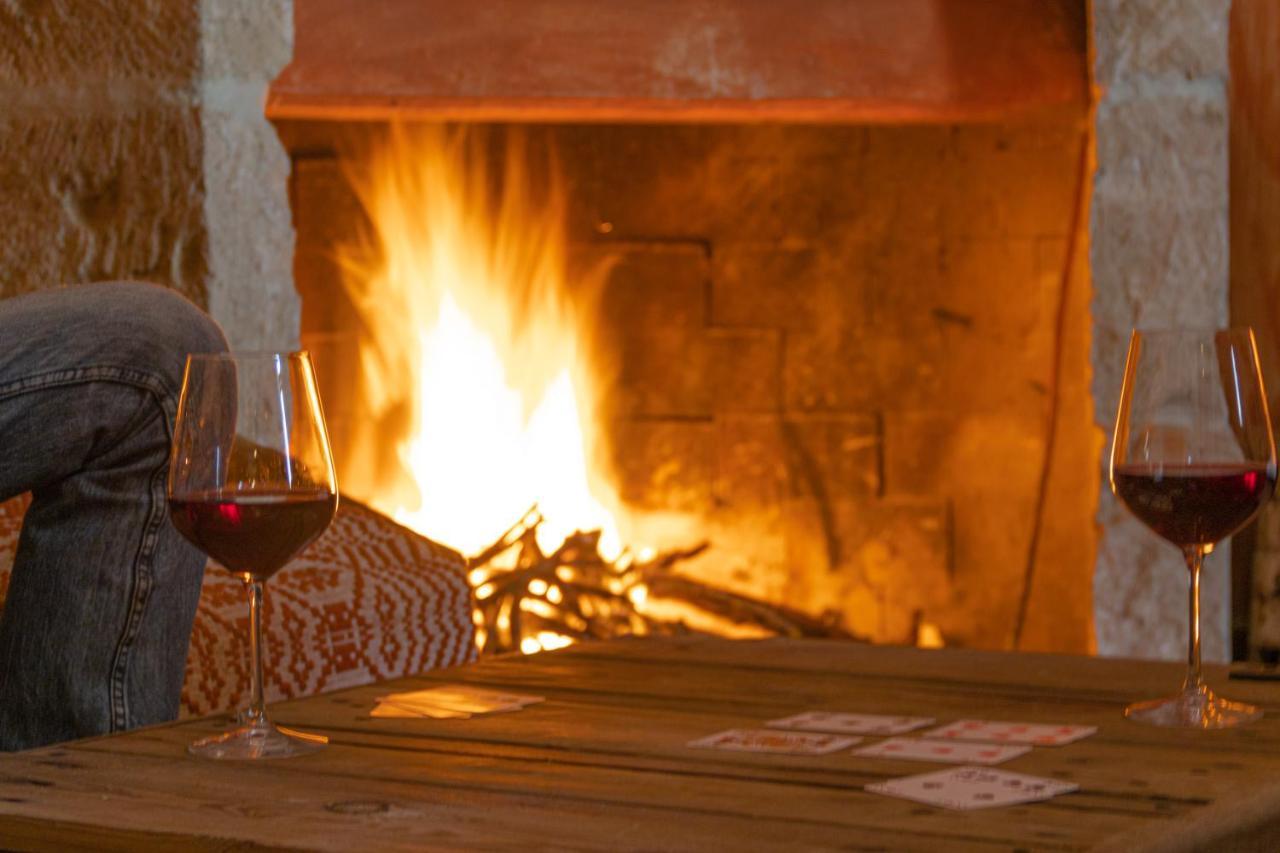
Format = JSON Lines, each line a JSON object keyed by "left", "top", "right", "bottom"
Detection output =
{"left": 2, "top": 637, "right": 1280, "bottom": 851}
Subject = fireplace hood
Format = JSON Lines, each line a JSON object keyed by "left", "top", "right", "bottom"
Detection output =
{"left": 267, "top": 0, "right": 1088, "bottom": 123}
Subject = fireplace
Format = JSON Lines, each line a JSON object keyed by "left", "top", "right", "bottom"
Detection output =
{"left": 267, "top": 0, "right": 1104, "bottom": 655}
{"left": 263, "top": 0, "right": 1244, "bottom": 662}
{"left": 0, "top": 0, "right": 1237, "bottom": 662}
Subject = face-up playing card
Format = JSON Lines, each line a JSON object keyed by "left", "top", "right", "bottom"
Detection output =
{"left": 767, "top": 711, "right": 935, "bottom": 736}
{"left": 865, "top": 766, "right": 1079, "bottom": 810}
{"left": 688, "top": 728, "right": 860, "bottom": 755}
{"left": 852, "top": 737, "right": 1030, "bottom": 765}
{"left": 923, "top": 719, "right": 1097, "bottom": 747}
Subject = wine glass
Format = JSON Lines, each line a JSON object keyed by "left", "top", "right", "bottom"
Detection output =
{"left": 168, "top": 352, "right": 338, "bottom": 758}
{"left": 1110, "top": 328, "right": 1276, "bottom": 728}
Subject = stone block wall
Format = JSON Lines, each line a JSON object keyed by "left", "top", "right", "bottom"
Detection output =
{"left": 1091, "top": 0, "right": 1233, "bottom": 661}
{"left": 199, "top": 0, "right": 299, "bottom": 350}
{"left": 0, "top": 2, "right": 205, "bottom": 302}
{"left": 0, "top": 0, "right": 297, "bottom": 351}
{"left": 283, "top": 119, "right": 1095, "bottom": 652}
{"left": 570, "top": 124, "right": 1094, "bottom": 652}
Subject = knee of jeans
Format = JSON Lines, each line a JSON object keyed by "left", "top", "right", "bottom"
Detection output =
{"left": 84, "top": 282, "right": 230, "bottom": 396}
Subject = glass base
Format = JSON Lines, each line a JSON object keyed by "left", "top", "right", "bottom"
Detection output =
{"left": 189, "top": 719, "right": 328, "bottom": 760}
{"left": 1124, "top": 684, "right": 1262, "bottom": 729}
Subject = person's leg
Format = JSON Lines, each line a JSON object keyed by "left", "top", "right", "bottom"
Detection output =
{"left": 0, "top": 282, "right": 228, "bottom": 750}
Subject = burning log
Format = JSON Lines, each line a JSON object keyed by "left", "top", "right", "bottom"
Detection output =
{"left": 468, "top": 507, "right": 858, "bottom": 655}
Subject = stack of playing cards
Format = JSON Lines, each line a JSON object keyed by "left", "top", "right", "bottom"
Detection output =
{"left": 371, "top": 684, "right": 544, "bottom": 719}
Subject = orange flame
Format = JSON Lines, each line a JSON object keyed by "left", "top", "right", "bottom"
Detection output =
{"left": 335, "top": 125, "right": 621, "bottom": 559}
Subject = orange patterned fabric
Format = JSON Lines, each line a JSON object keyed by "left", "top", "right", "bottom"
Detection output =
{"left": 0, "top": 495, "right": 19, "bottom": 606}
{"left": 0, "top": 494, "right": 476, "bottom": 717}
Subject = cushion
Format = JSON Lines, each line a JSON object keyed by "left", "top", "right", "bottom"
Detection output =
{"left": 0, "top": 494, "right": 476, "bottom": 717}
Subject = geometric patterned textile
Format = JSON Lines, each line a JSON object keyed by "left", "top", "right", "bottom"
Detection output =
{"left": 0, "top": 495, "right": 20, "bottom": 606}
{"left": 0, "top": 494, "right": 476, "bottom": 718}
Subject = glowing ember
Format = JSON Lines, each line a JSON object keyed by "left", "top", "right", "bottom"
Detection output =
{"left": 336, "top": 125, "right": 622, "bottom": 559}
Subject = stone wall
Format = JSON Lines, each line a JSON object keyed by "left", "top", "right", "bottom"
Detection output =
{"left": 0, "top": 0, "right": 297, "bottom": 351}
{"left": 1091, "top": 0, "right": 1233, "bottom": 661}
{"left": 199, "top": 0, "right": 299, "bottom": 350}
{"left": 570, "top": 124, "right": 1095, "bottom": 653}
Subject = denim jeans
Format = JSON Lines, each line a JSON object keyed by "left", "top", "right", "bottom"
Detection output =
{"left": 0, "top": 282, "right": 227, "bottom": 750}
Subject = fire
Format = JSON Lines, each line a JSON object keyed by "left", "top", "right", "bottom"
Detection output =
{"left": 335, "top": 125, "right": 622, "bottom": 560}
{"left": 332, "top": 125, "right": 851, "bottom": 657}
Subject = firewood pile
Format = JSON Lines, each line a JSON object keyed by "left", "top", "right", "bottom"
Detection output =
{"left": 468, "top": 507, "right": 856, "bottom": 655}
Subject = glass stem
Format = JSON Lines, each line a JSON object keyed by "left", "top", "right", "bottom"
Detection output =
{"left": 1182, "top": 547, "right": 1205, "bottom": 694}
{"left": 245, "top": 575, "right": 268, "bottom": 727}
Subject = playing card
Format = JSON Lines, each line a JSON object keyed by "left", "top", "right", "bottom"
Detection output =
{"left": 688, "top": 728, "right": 860, "bottom": 755}
{"left": 380, "top": 694, "right": 522, "bottom": 715}
{"left": 379, "top": 685, "right": 544, "bottom": 715}
{"left": 370, "top": 700, "right": 471, "bottom": 719}
{"left": 767, "top": 711, "right": 934, "bottom": 736}
{"left": 852, "top": 737, "right": 1029, "bottom": 765}
{"left": 865, "top": 766, "right": 1078, "bottom": 810}
{"left": 923, "top": 719, "right": 1097, "bottom": 747}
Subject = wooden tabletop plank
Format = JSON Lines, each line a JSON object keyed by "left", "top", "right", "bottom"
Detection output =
{"left": 552, "top": 636, "right": 1274, "bottom": 705}
{"left": 110, "top": 707, "right": 1230, "bottom": 823}
{"left": 65, "top": 727, "right": 1140, "bottom": 851}
{"left": 0, "top": 742, "right": 1049, "bottom": 852}
{"left": 385, "top": 641, "right": 1277, "bottom": 723}
{"left": 3, "top": 637, "right": 1280, "bottom": 850}
{"left": 267, "top": 680, "right": 1280, "bottom": 781}
{"left": 0, "top": 815, "right": 303, "bottom": 853}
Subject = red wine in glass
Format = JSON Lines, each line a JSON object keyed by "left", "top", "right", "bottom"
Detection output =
{"left": 1112, "top": 463, "right": 1274, "bottom": 549}
{"left": 1110, "top": 328, "right": 1276, "bottom": 729}
{"left": 169, "top": 490, "right": 337, "bottom": 581}
{"left": 168, "top": 351, "right": 338, "bottom": 759}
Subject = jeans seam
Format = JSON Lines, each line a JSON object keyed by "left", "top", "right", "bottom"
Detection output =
{"left": 110, "top": 450, "right": 170, "bottom": 732}
{"left": 0, "top": 365, "right": 176, "bottom": 405}
{"left": 0, "top": 364, "right": 178, "bottom": 732}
